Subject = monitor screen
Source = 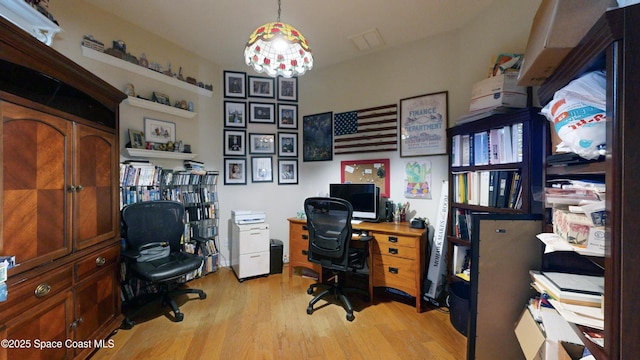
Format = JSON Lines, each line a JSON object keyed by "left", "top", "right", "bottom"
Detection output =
{"left": 329, "top": 183, "right": 379, "bottom": 221}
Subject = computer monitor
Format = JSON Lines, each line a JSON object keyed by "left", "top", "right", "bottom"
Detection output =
{"left": 329, "top": 183, "right": 380, "bottom": 221}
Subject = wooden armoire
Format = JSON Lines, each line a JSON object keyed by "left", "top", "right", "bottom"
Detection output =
{"left": 0, "top": 16, "right": 126, "bottom": 359}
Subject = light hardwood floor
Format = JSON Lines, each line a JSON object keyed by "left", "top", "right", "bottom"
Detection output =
{"left": 91, "top": 265, "right": 466, "bottom": 359}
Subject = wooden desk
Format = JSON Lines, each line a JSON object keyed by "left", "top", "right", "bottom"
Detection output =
{"left": 287, "top": 217, "right": 427, "bottom": 312}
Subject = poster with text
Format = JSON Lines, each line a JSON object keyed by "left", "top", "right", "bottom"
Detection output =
{"left": 400, "top": 91, "right": 448, "bottom": 157}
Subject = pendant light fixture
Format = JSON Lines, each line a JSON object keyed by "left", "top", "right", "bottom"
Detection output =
{"left": 244, "top": 0, "right": 313, "bottom": 78}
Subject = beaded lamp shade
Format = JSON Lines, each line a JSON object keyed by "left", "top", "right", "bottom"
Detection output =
{"left": 244, "top": 1, "right": 313, "bottom": 78}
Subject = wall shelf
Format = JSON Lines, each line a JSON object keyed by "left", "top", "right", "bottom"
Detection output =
{"left": 81, "top": 46, "right": 213, "bottom": 97}
{"left": 124, "top": 96, "right": 197, "bottom": 118}
{"left": 0, "top": 0, "right": 60, "bottom": 46}
{"left": 122, "top": 148, "right": 197, "bottom": 160}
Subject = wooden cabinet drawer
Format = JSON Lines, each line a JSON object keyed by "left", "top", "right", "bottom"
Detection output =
{"left": 0, "top": 265, "right": 72, "bottom": 323}
{"left": 372, "top": 255, "right": 417, "bottom": 295}
{"left": 371, "top": 240, "right": 417, "bottom": 259}
{"left": 371, "top": 232, "right": 417, "bottom": 249}
{"left": 75, "top": 243, "right": 120, "bottom": 282}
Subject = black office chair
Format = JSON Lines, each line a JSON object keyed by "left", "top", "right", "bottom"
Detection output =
{"left": 304, "top": 197, "right": 371, "bottom": 321}
{"left": 120, "top": 200, "right": 206, "bottom": 328}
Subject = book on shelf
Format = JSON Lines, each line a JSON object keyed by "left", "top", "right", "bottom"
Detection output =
{"left": 496, "top": 170, "right": 513, "bottom": 208}
{"left": 461, "top": 134, "right": 471, "bottom": 166}
{"left": 451, "top": 134, "right": 462, "bottom": 167}
{"left": 489, "top": 128, "right": 500, "bottom": 164}
{"left": 473, "top": 131, "right": 489, "bottom": 166}
{"left": 479, "top": 171, "right": 490, "bottom": 207}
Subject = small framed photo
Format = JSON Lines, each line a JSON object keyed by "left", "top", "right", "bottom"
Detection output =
{"left": 278, "top": 159, "right": 298, "bottom": 185}
{"left": 128, "top": 129, "right": 145, "bottom": 148}
{"left": 224, "top": 101, "right": 247, "bottom": 128}
{"left": 248, "top": 76, "right": 275, "bottom": 98}
{"left": 277, "top": 103, "right": 298, "bottom": 129}
{"left": 224, "top": 158, "right": 247, "bottom": 185}
{"left": 249, "top": 133, "right": 276, "bottom": 154}
{"left": 224, "top": 71, "right": 246, "bottom": 98}
{"left": 251, "top": 156, "right": 273, "bottom": 183}
{"left": 278, "top": 132, "right": 298, "bottom": 157}
{"left": 249, "top": 102, "right": 275, "bottom": 124}
{"left": 224, "top": 129, "right": 246, "bottom": 156}
{"left": 277, "top": 76, "right": 298, "bottom": 102}
{"left": 144, "top": 118, "right": 175, "bottom": 144}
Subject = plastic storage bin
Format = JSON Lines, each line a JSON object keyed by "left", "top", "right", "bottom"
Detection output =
{"left": 270, "top": 239, "right": 283, "bottom": 274}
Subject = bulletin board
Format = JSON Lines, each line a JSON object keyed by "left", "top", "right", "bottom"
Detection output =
{"left": 340, "top": 159, "right": 390, "bottom": 198}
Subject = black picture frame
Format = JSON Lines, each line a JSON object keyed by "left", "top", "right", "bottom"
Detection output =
{"left": 278, "top": 132, "right": 298, "bottom": 157}
{"left": 224, "top": 158, "right": 247, "bottom": 185}
{"left": 249, "top": 102, "right": 275, "bottom": 124}
{"left": 249, "top": 133, "right": 276, "bottom": 154}
{"left": 248, "top": 76, "right": 275, "bottom": 98}
{"left": 303, "top": 112, "right": 333, "bottom": 162}
{"left": 399, "top": 91, "right": 448, "bottom": 157}
{"left": 277, "top": 76, "right": 298, "bottom": 102}
{"left": 224, "top": 129, "right": 246, "bottom": 156}
{"left": 251, "top": 156, "right": 273, "bottom": 183}
{"left": 278, "top": 159, "right": 298, "bottom": 185}
{"left": 224, "top": 71, "right": 246, "bottom": 98}
{"left": 224, "top": 101, "right": 247, "bottom": 128}
{"left": 277, "top": 103, "right": 298, "bottom": 129}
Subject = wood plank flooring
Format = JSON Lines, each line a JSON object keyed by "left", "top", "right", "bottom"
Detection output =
{"left": 91, "top": 265, "right": 466, "bottom": 359}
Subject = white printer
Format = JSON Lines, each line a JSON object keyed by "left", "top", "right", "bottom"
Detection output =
{"left": 231, "top": 210, "right": 266, "bottom": 224}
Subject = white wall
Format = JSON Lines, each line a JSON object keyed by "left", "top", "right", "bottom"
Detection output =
{"left": 49, "top": 0, "right": 541, "bottom": 267}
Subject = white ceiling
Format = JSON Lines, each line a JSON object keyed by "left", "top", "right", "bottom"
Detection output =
{"left": 82, "top": 0, "right": 496, "bottom": 70}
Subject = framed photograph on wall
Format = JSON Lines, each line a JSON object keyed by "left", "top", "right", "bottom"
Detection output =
{"left": 249, "top": 133, "right": 276, "bottom": 154}
{"left": 248, "top": 76, "right": 275, "bottom": 98}
{"left": 278, "top": 132, "right": 298, "bottom": 157}
{"left": 144, "top": 118, "right": 175, "bottom": 144}
{"left": 399, "top": 91, "right": 448, "bottom": 157}
{"left": 249, "top": 102, "right": 275, "bottom": 124}
{"left": 251, "top": 156, "right": 273, "bottom": 183}
{"left": 224, "top": 158, "right": 246, "bottom": 185}
{"left": 224, "top": 101, "right": 247, "bottom": 128}
{"left": 277, "top": 103, "right": 297, "bottom": 129}
{"left": 224, "top": 71, "right": 246, "bottom": 98}
{"left": 303, "top": 112, "right": 333, "bottom": 162}
{"left": 277, "top": 76, "right": 297, "bottom": 102}
{"left": 224, "top": 129, "right": 246, "bottom": 156}
{"left": 278, "top": 159, "right": 298, "bottom": 185}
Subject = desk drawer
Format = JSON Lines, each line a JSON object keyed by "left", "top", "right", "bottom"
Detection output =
{"left": 372, "top": 232, "right": 417, "bottom": 249}
{"left": 75, "top": 243, "right": 120, "bottom": 282}
{"left": 372, "top": 255, "right": 416, "bottom": 294}
{"left": 371, "top": 241, "right": 417, "bottom": 260}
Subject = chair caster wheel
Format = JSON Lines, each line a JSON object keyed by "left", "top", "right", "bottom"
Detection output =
{"left": 346, "top": 313, "right": 355, "bottom": 322}
{"left": 307, "top": 306, "right": 314, "bottom": 315}
{"left": 175, "top": 312, "right": 184, "bottom": 322}
{"left": 307, "top": 288, "right": 313, "bottom": 295}
{"left": 121, "top": 318, "right": 135, "bottom": 329}
{"left": 199, "top": 293, "right": 207, "bottom": 300}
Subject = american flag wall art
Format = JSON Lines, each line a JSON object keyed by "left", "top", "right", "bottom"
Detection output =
{"left": 333, "top": 104, "right": 398, "bottom": 155}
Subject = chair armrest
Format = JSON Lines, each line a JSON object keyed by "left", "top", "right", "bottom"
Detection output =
{"left": 121, "top": 248, "right": 141, "bottom": 260}
{"left": 358, "top": 235, "right": 373, "bottom": 242}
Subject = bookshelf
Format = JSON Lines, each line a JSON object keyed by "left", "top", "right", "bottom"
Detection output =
{"left": 534, "top": 4, "right": 640, "bottom": 358}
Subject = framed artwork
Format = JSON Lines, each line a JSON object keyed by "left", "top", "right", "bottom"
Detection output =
{"left": 224, "top": 158, "right": 246, "bottom": 185}
{"left": 249, "top": 102, "right": 275, "bottom": 124}
{"left": 224, "top": 101, "right": 247, "bottom": 128}
{"left": 277, "top": 76, "right": 297, "bottom": 102}
{"left": 340, "top": 158, "right": 390, "bottom": 198}
{"left": 248, "top": 76, "right": 275, "bottom": 98}
{"left": 278, "top": 159, "right": 298, "bottom": 185}
{"left": 399, "top": 91, "right": 448, "bottom": 157}
{"left": 251, "top": 156, "right": 273, "bottom": 182}
{"left": 128, "top": 129, "right": 145, "bottom": 148}
{"left": 224, "top": 129, "right": 246, "bottom": 156}
{"left": 144, "top": 118, "right": 175, "bottom": 144}
{"left": 278, "top": 132, "right": 298, "bottom": 157}
{"left": 277, "top": 103, "right": 298, "bottom": 129}
{"left": 224, "top": 71, "right": 246, "bottom": 98}
{"left": 249, "top": 133, "right": 276, "bottom": 154}
{"left": 302, "top": 112, "right": 333, "bottom": 162}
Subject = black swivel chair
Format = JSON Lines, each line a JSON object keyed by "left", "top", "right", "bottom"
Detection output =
{"left": 304, "top": 197, "right": 371, "bottom": 321}
{"left": 120, "top": 200, "right": 206, "bottom": 328}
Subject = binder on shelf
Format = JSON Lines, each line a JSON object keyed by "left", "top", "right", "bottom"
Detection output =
{"left": 451, "top": 134, "right": 462, "bottom": 167}
{"left": 479, "top": 171, "right": 490, "bottom": 207}
{"left": 496, "top": 171, "right": 513, "bottom": 208}
{"left": 489, "top": 171, "right": 499, "bottom": 207}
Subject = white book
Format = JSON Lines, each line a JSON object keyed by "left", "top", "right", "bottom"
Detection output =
{"left": 499, "top": 126, "right": 513, "bottom": 163}
{"left": 461, "top": 135, "right": 470, "bottom": 166}
{"left": 451, "top": 134, "right": 461, "bottom": 166}
{"left": 489, "top": 128, "right": 500, "bottom": 164}
{"left": 479, "top": 171, "right": 490, "bottom": 207}
{"left": 512, "top": 123, "right": 523, "bottom": 162}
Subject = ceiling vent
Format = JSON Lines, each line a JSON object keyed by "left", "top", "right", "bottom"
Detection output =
{"left": 349, "top": 28, "right": 385, "bottom": 51}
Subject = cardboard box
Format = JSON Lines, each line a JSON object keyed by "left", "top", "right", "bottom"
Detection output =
{"left": 469, "top": 73, "right": 528, "bottom": 112}
{"left": 515, "top": 308, "right": 585, "bottom": 360}
{"left": 517, "top": 0, "right": 610, "bottom": 86}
